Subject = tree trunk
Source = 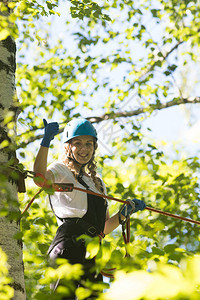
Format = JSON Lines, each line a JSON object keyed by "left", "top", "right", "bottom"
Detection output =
{"left": 0, "top": 37, "right": 26, "bottom": 299}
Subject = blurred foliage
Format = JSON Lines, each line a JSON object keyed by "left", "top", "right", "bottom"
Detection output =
{"left": 102, "top": 255, "right": 200, "bottom": 300}
{"left": 1, "top": 0, "right": 200, "bottom": 299}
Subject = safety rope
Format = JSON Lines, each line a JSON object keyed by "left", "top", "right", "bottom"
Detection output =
{"left": 6, "top": 162, "right": 199, "bottom": 226}
{"left": 19, "top": 172, "right": 200, "bottom": 226}
{"left": 20, "top": 188, "right": 43, "bottom": 217}
{"left": 30, "top": 173, "right": 200, "bottom": 225}
{"left": 60, "top": 188, "right": 200, "bottom": 225}
{"left": 145, "top": 206, "right": 200, "bottom": 226}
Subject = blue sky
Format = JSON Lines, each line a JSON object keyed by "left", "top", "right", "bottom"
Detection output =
{"left": 143, "top": 104, "right": 200, "bottom": 158}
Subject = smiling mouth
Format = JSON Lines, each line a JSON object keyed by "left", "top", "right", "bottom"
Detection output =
{"left": 78, "top": 154, "right": 88, "bottom": 158}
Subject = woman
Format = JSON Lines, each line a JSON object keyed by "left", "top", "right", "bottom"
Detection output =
{"left": 34, "top": 118, "right": 146, "bottom": 299}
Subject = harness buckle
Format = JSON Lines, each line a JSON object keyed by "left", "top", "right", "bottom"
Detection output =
{"left": 87, "top": 226, "right": 97, "bottom": 236}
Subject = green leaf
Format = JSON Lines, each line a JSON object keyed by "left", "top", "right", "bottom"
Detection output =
{"left": 164, "top": 244, "right": 176, "bottom": 253}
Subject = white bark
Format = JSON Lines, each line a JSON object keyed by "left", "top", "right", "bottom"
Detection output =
{"left": 0, "top": 37, "right": 26, "bottom": 299}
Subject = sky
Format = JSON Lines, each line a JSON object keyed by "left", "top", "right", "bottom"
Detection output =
{"left": 143, "top": 104, "right": 200, "bottom": 158}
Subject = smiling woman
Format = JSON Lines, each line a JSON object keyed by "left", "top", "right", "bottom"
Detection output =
{"left": 33, "top": 117, "right": 146, "bottom": 299}
{"left": 70, "top": 136, "right": 95, "bottom": 164}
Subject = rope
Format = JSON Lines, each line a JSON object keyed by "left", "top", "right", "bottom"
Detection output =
{"left": 7, "top": 164, "right": 199, "bottom": 226}
{"left": 55, "top": 184, "right": 128, "bottom": 204}
{"left": 53, "top": 184, "right": 200, "bottom": 226}
{"left": 20, "top": 188, "right": 43, "bottom": 219}
{"left": 100, "top": 217, "right": 131, "bottom": 278}
{"left": 31, "top": 173, "right": 200, "bottom": 226}
{"left": 146, "top": 206, "right": 200, "bottom": 226}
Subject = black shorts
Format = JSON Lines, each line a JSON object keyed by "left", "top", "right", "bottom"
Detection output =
{"left": 48, "top": 239, "right": 103, "bottom": 300}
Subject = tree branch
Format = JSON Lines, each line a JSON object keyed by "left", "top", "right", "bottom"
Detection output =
{"left": 17, "top": 96, "right": 200, "bottom": 148}
{"left": 87, "top": 96, "right": 200, "bottom": 123}
{"left": 129, "top": 40, "right": 184, "bottom": 89}
{"left": 17, "top": 41, "right": 186, "bottom": 149}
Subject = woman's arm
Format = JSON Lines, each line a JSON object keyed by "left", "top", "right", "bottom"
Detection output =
{"left": 34, "top": 119, "right": 59, "bottom": 176}
{"left": 104, "top": 199, "right": 146, "bottom": 235}
{"left": 104, "top": 209, "right": 125, "bottom": 235}
{"left": 33, "top": 146, "right": 49, "bottom": 176}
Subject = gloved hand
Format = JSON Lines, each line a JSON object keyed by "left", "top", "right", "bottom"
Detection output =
{"left": 121, "top": 198, "right": 146, "bottom": 217}
{"left": 41, "top": 119, "right": 59, "bottom": 148}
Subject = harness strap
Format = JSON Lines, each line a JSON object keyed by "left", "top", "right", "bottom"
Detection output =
{"left": 48, "top": 172, "right": 105, "bottom": 239}
{"left": 48, "top": 194, "right": 105, "bottom": 238}
{"left": 77, "top": 174, "right": 90, "bottom": 190}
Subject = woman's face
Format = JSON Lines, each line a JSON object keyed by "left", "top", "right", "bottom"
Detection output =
{"left": 70, "top": 135, "right": 95, "bottom": 164}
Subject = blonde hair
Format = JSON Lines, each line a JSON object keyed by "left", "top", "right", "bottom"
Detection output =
{"left": 62, "top": 141, "right": 104, "bottom": 193}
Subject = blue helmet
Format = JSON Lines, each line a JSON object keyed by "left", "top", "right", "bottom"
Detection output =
{"left": 63, "top": 118, "right": 98, "bottom": 143}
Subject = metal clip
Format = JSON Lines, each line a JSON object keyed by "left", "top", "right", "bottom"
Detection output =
{"left": 126, "top": 199, "right": 135, "bottom": 215}
{"left": 119, "top": 199, "right": 135, "bottom": 225}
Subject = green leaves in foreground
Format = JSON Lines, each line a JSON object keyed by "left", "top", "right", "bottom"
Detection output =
{"left": 103, "top": 255, "right": 200, "bottom": 300}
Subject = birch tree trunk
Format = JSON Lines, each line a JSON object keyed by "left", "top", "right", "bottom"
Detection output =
{"left": 0, "top": 36, "right": 26, "bottom": 299}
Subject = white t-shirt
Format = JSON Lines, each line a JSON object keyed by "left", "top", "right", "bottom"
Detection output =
{"left": 46, "top": 161, "right": 107, "bottom": 226}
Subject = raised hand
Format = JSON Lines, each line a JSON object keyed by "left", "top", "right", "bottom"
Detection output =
{"left": 41, "top": 119, "right": 59, "bottom": 148}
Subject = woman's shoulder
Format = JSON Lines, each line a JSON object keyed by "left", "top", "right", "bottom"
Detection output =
{"left": 47, "top": 161, "right": 73, "bottom": 182}
{"left": 48, "top": 160, "right": 69, "bottom": 171}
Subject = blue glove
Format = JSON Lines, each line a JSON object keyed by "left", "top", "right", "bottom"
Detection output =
{"left": 121, "top": 198, "right": 146, "bottom": 217}
{"left": 41, "top": 119, "right": 59, "bottom": 148}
